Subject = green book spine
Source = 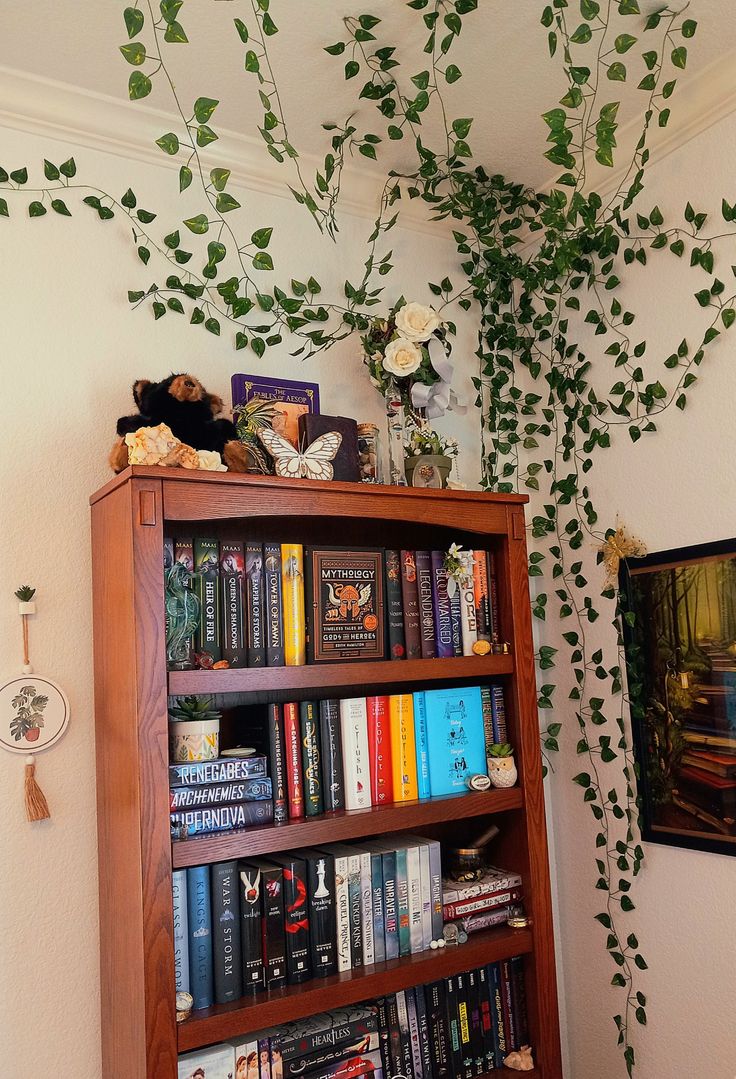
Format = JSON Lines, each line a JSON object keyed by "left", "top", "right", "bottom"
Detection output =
{"left": 300, "top": 700, "right": 323, "bottom": 816}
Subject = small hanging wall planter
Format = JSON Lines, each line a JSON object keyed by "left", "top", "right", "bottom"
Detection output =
{"left": 0, "top": 587, "right": 70, "bottom": 821}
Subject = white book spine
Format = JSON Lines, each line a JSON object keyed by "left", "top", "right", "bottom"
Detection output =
{"left": 417, "top": 844, "right": 432, "bottom": 950}
{"left": 339, "top": 698, "right": 371, "bottom": 810}
{"left": 359, "top": 850, "right": 375, "bottom": 966}
{"left": 172, "top": 868, "right": 189, "bottom": 993}
{"left": 407, "top": 845, "right": 424, "bottom": 954}
{"left": 333, "top": 854, "right": 352, "bottom": 972}
{"left": 427, "top": 839, "right": 443, "bottom": 941}
{"left": 459, "top": 557, "right": 477, "bottom": 655}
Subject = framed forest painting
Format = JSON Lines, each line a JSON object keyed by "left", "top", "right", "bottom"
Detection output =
{"left": 622, "top": 537, "right": 736, "bottom": 856}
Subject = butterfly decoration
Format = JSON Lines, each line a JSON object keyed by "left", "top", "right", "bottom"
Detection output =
{"left": 598, "top": 524, "right": 647, "bottom": 582}
{"left": 258, "top": 427, "right": 343, "bottom": 481}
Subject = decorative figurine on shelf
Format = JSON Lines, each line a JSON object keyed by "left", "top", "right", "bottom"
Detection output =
{"left": 258, "top": 427, "right": 342, "bottom": 481}
{"left": 488, "top": 743, "right": 518, "bottom": 788}
{"left": 165, "top": 561, "right": 200, "bottom": 670}
{"left": 232, "top": 397, "right": 279, "bottom": 474}
{"left": 109, "top": 373, "right": 255, "bottom": 473}
{"left": 403, "top": 423, "right": 458, "bottom": 488}
{"left": 504, "top": 1046, "right": 535, "bottom": 1071}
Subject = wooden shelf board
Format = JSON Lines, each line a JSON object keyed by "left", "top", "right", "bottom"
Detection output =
{"left": 177, "top": 926, "right": 533, "bottom": 1051}
{"left": 168, "top": 653, "right": 514, "bottom": 696}
{"left": 171, "top": 787, "right": 524, "bottom": 868}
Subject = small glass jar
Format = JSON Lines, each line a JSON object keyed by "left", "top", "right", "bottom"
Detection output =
{"left": 357, "top": 422, "right": 381, "bottom": 483}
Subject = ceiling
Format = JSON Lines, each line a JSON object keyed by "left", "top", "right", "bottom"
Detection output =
{"left": 2, "top": 1, "right": 735, "bottom": 189}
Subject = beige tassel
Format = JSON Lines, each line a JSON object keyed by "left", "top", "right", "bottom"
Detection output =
{"left": 24, "top": 755, "right": 50, "bottom": 822}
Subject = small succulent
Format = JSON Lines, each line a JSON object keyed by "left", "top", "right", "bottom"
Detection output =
{"left": 168, "top": 695, "right": 221, "bottom": 722}
{"left": 489, "top": 742, "right": 514, "bottom": 758}
{"left": 15, "top": 585, "right": 36, "bottom": 601}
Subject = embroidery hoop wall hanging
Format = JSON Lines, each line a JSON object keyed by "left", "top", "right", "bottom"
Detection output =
{"left": 0, "top": 587, "right": 70, "bottom": 820}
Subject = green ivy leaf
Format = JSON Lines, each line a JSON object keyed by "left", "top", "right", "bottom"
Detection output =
{"left": 216, "top": 192, "right": 241, "bottom": 213}
{"left": 60, "top": 157, "right": 76, "bottom": 178}
{"left": 0, "top": 198, "right": 8, "bottom": 217}
{"left": 43, "top": 159, "right": 60, "bottom": 181}
{"left": 210, "top": 168, "right": 231, "bottom": 191}
{"left": 120, "top": 42, "right": 146, "bottom": 65}
{"left": 179, "top": 166, "right": 193, "bottom": 192}
{"left": 156, "top": 132, "right": 180, "bottom": 155}
{"left": 252, "top": 251, "right": 274, "bottom": 270}
{"left": 196, "top": 125, "right": 218, "bottom": 147}
{"left": 184, "top": 214, "right": 209, "bottom": 234}
{"left": 164, "top": 20, "right": 188, "bottom": 43}
{"left": 51, "top": 198, "right": 71, "bottom": 216}
{"left": 234, "top": 17, "right": 249, "bottom": 43}
{"left": 194, "top": 97, "right": 219, "bottom": 123}
{"left": 10, "top": 167, "right": 28, "bottom": 184}
{"left": 251, "top": 227, "right": 273, "bottom": 249}
{"left": 123, "top": 7, "right": 144, "bottom": 39}
{"left": 128, "top": 71, "right": 152, "bottom": 100}
{"left": 445, "top": 64, "right": 462, "bottom": 83}
{"left": 28, "top": 201, "right": 47, "bottom": 217}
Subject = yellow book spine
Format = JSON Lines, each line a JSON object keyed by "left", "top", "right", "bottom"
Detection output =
{"left": 389, "top": 693, "right": 418, "bottom": 801}
{"left": 281, "top": 543, "right": 306, "bottom": 666}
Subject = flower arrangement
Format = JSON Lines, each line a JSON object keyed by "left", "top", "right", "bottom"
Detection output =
{"left": 361, "top": 298, "right": 455, "bottom": 422}
{"left": 404, "top": 425, "right": 458, "bottom": 459}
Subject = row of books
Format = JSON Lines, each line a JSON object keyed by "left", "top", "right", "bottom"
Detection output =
{"left": 173, "top": 841, "right": 522, "bottom": 1011}
{"left": 169, "top": 685, "right": 509, "bottom": 841}
{"left": 678, "top": 729, "right": 736, "bottom": 822}
{"left": 178, "top": 957, "right": 529, "bottom": 1079}
{"left": 165, "top": 539, "right": 502, "bottom": 669}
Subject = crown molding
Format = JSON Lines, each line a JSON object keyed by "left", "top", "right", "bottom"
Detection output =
{"left": 0, "top": 63, "right": 443, "bottom": 235}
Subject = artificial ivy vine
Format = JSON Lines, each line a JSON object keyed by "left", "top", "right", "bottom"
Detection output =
{"left": 2, "top": 1, "right": 735, "bottom": 1072}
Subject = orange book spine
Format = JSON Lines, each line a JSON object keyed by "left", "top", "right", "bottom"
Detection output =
{"left": 281, "top": 544, "right": 305, "bottom": 666}
{"left": 389, "top": 694, "right": 418, "bottom": 802}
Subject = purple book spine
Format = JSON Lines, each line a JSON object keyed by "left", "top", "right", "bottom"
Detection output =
{"left": 430, "top": 551, "right": 454, "bottom": 659}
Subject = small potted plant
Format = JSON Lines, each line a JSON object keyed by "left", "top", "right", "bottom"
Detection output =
{"left": 168, "top": 695, "right": 221, "bottom": 763}
{"left": 403, "top": 424, "right": 458, "bottom": 488}
{"left": 487, "top": 743, "right": 518, "bottom": 788}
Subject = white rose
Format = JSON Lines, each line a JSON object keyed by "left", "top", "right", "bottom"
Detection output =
{"left": 395, "top": 301, "right": 441, "bottom": 342}
{"left": 196, "top": 450, "right": 227, "bottom": 472}
{"left": 383, "top": 337, "right": 423, "bottom": 378}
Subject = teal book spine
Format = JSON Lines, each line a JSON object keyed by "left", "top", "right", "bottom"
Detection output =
{"left": 186, "top": 864, "right": 213, "bottom": 1010}
{"left": 382, "top": 849, "right": 399, "bottom": 960}
{"left": 424, "top": 686, "right": 488, "bottom": 796}
{"left": 395, "top": 846, "right": 411, "bottom": 957}
{"left": 413, "top": 692, "right": 431, "bottom": 799}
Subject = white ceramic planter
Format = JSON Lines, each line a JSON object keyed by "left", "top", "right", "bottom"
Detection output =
{"left": 169, "top": 718, "right": 220, "bottom": 763}
{"left": 488, "top": 755, "right": 518, "bottom": 788}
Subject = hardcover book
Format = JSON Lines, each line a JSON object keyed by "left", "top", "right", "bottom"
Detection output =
{"left": 172, "top": 868, "right": 189, "bottom": 993}
{"left": 510, "top": 955, "right": 529, "bottom": 1050}
{"left": 366, "top": 696, "right": 392, "bottom": 805}
{"left": 477, "top": 965, "right": 496, "bottom": 1071}
{"left": 280, "top": 1033, "right": 381, "bottom": 1078}
{"left": 319, "top": 699, "right": 345, "bottom": 812}
{"left": 426, "top": 980, "right": 451, "bottom": 1079}
{"left": 430, "top": 550, "right": 453, "bottom": 659}
{"left": 268, "top": 853, "right": 311, "bottom": 983}
{"left": 301, "top": 848, "right": 337, "bottom": 977}
{"left": 211, "top": 860, "right": 243, "bottom": 1005}
{"left": 194, "top": 537, "right": 221, "bottom": 662}
{"left": 268, "top": 703, "right": 288, "bottom": 824}
{"left": 412, "top": 692, "right": 431, "bottom": 800}
{"left": 458, "top": 562, "right": 478, "bottom": 656}
{"left": 283, "top": 702, "right": 305, "bottom": 819}
{"left": 231, "top": 372, "right": 320, "bottom": 449}
{"left": 400, "top": 551, "right": 421, "bottom": 659}
{"left": 490, "top": 685, "right": 508, "bottom": 743}
{"left": 449, "top": 584, "right": 463, "bottom": 657}
{"left": 245, "top": 542, "right": 265, "bottom": 667}
{"left": 264, "top": 542, "right": 285, "bottom": 667}
{"left": 282, "top": 544, "right": 306, "bottom": 666}
{"left": 177, "top": 1045, "right": 235, "bottom": 1079}
{"left": 298, "top": 413, "right": 360, "bottom": 482}
{"left": 170, "top": 800, "right": 274, "bottom": 839}
{"left": 389, "top": 694, "right": 418, "bottom": 802}
{"left": 242, "top": 859, "right": 286, "bottom": 989}
{"left": 300, "top": 700, "right": 324, "bottom": 816}
{"left": 169, "top": 754, "right": 268, "bottom": 787}
{"left": 415, "top": 551, "right": 437, "bottom": 659}
{"left": 269, "top": 1006, "right": 379, "bottom": 1061}
{"left": 472, "top": 551, "right": 492, "bottom": 644}
{"left": 186, "top": 864, "right": 214, "bottom": 1010}
{"left": 238, "top": 863, "right": 264, "bottom": 992}
{"left": 339, "top": 698, "right": 371, "bottom": 810}
{"left": 487, "top": 962, "right": 508, "bottom": 1062}
{"left": 174, "top": 538, "right": 195, "bottom": 665}
{"left": 305, "top": 548, "right": 385, "bottom": 662}
{"left": 170, "top": 778, "right": 272, "bottom": 810}
{"left": 423, "top": 686, "right": 487, "bottom": 796}
{"left": 384, "top": 549, "right": 406, "bottom": 660}
{"left": 414, "top": 984, "right": 434, "bottom": 1079}
{"left": 500, "top": 958, "right": 517, "bottom": 1052}
{"left": 406, "top": 987, "right": 424, "bottom": 1079}
{"left": 220, "top": 540, "right": 246, "bottom": 668}
{"left": 322, "top": 846, "right": 351, "bottom": 972}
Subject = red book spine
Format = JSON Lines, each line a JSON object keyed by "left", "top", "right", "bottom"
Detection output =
{"left": 283, "top": 702, "right": 305, "bottom": 819}
{"left": 442, "top": 886, "right": 523, "bottom": 922}
{"left": 367, "top": 696, "right": 393, "bottom": 805}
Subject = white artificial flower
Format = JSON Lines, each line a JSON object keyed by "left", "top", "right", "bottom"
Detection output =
{"left": 383, "top": 336, "right": 423, "bottom": 378}
{"left": 197, "top": 450, "right": 228, "bottom": 472}
{"left": 395, "top": 301, "right": 441, "bottom": 342}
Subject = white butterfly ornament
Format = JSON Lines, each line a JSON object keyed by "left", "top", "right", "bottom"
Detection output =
{"left": 258, "top": 427, "right": 343, "bottom": 481}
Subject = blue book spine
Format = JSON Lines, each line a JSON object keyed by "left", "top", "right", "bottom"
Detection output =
{"left": 395, "top": 847, "right": 411, "bottom": 957}
{"left": 187, "top": 865, "right": 214, "bottom": 1010}
{"left": 449, "top": 585, "right": 462, "bottom": 657}
{"left": 430, "top": 551, "right": 454, "bottom": 659}
{"left": 382, "top": 849, "right": 399, "bottom": 961}
{"left": 172, "top": 868, "right": 189, "bottom": 993}
{"left": 413, "top": 692, "right": 431, "bottom": 800}
{"left": 370, "top": 852, "right": 386, "bottom": 965}
{"left": 490, "top": 685, "right": 508, "bottom": 743}
{"left": 486, "top": 962, "right": 507, "bottom": 1062}
{"left": 424, "top": 686, "right": 487, "bottom": 797}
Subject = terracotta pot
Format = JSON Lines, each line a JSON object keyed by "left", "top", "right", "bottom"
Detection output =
{"left": 404, "top": 454, "right": 452, "bottom": 488}
{"left": 25, "top": 726, "right": 40, "bottom": 743}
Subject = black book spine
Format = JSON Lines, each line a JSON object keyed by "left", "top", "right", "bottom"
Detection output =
{"left": 427, "top": 980, "right": 451, "bottom": 1079}
{"left": 400, "top": 551, "right": 422, "bottom": 659}
{"left": 415, "top": 984, "right": 434, "bottom": 1079}
{"left": 406, "top": 987, "right": 424, "bottom": 1079}
{"left": 264, "top": 542, "right": 285, "bottom": 667}
{"left": 385, "top": 994, "right": 403, "bottom": 1079}
{"left": 220, "top": 540, "right": 246, "bottom": 668}
{"left": 268, "top": 703, "right": 288, "bottom": 824}
{"left": 258, "top": 862, "right": 286, "bottom": 989}
{"left": 376, "top": 998, "right": 392, "bottom": 1079}
{"left": 276, "top": 855, "right": 311, "bottom": 983}
{"left": 445, "top": 976, "right": 463, "bottom": 1079}
{"left": 456, "top": 972, "right": 474, "bottom": 1079}
{"left": 384, "top": 549, "right": 406, "bottom": 660}
{"left": 274, "top": 1010, "right": 379, "bottom": 1062}
{"left": 305, "top": 849, "right": 337, "bottom": 976}
{"left": 319, "top": 699, "right": 345, "bottom": 811}
{"left": 500, "top": 958, "right": 517, "bottom": 1052}
{"left": 415, "top": 550, "right": 437, "bottom": 660}
{"left": 300, "top": 701, "right": 324, "bottom": 817}
{"left": 194, "top": 537, "right": 221, "bottom": 661}
{"left": 466, "top": 969, "right": 485, "bottom": 1076}
{"left": 396, "top": 990, "right": 415, "bottom": 1079}
{"left": 246, "top": 541, "right": 265, "bottom": 667}
{"left": 510, "top": 955, "right": 529, "bottom": 1048}
{"left": 477, "top": 965, "right": 496, "bottom": 1072}
{"left": 211, "top": 860, "right": 243, "bottom": 1005}
{"left": 238, "top": 863, "right": 264, "bottom": 992}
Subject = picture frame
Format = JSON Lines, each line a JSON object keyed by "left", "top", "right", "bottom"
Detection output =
{"left": 621, "top": 536, "right": 736, "bottom": 857}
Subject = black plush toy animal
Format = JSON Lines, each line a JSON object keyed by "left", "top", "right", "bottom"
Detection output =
{"left": 109, "top": 373, "right": 250, "bottom": 472}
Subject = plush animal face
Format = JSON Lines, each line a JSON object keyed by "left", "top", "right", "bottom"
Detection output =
{"left": 133, "top": 374, "right": 224, "bottom": 420}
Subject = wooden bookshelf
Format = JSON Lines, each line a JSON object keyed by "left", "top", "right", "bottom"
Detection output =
{"left": 91, "top": 468, "right": 562, "bottom": 1079}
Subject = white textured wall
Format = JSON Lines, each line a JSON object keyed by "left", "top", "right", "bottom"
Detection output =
{"left": 0, "top": 124, "right": 476, "bottom": 1079}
